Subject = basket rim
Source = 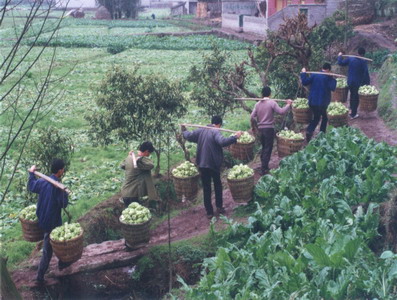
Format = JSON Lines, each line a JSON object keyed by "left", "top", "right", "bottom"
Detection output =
{"left": 334, "top": 86, "right": 348, "bottom": 90}
{"left": 358, "top": 92, "right": 379, "bottom": 96}
{"left": 172, "top": 173, "right": 200, "bottom": 179}
{"left": 119, "top": 216, "right": 152, "bottom": 226}
{"left": 276, "top": 132, "right": 305, "bottom": 142}
{"left": 227, "top": 174, "right": 254, "bottom": 182}
{"left": 235, "top": 139, "right": 255, "bottom": 145}
{"left": 292, "top": 106, "right": 310, "bottom": 111}
{"left": 19, "top": 217, "right": 39, "bottom": 225}
{"left": 50, "top": 229, "right": 84, "bottom": 245}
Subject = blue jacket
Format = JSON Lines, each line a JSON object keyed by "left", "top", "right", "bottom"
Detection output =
{"left": 28, "top": 173, "right": 69, "bottom": 232}
{"left": 337, "top": 56, "right": 370, "bottom": 87}
{"left": 183, "top": 125, "right": 237, "bottom": 172}
{"left": 300, "top": 72, "right": 336, "bottom": 107}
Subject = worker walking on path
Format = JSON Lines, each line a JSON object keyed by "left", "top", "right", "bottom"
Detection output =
{"left": 120, "top": 141, "right": 159, "bottom": 208}
{"left": 250, "top": 86, "right": 292, "bottom": 175}
{"left": 28, "top": 159, "right": 69, "bottom": 284}
{"left": 337, "top": 47, "right": 370, "bottom": 119}
{"left": 300, "top": 63, "right": 337, "bottom": 142}
{"left": 181, "top": 116, "right": 242, "bottom": 219}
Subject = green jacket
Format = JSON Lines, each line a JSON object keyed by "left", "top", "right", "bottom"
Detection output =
{"left": 120, "top": 155, "right": 159, "bottom": 200}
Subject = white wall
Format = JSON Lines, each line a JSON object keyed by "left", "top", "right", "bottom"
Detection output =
{"left": 57, "top": 0, "right": 97, "bottom": 8}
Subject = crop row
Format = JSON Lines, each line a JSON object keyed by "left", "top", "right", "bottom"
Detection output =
{"left": 180, "top": 127, "right": 397, "bottom": 299}
{"left": 28, "top": 34, "right": 250, "bottom": 51}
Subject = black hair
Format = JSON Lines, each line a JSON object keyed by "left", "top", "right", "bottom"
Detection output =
{"left": 322, "top": 63, "right": 331, "bottom": 70}
{"left": 51, "top": 159, "right": 65, "bottom": 174}
{"left": 211, "top": 115, "right": 223, "bottom": 126}
{"left": 139, "top": 141, "right": 155, "bottom": 153}
{"left": 261, "top": 86, "right": 271, "bottom": 97}
{"left": 358, "top": 47, "right": 366, "bottom": 56}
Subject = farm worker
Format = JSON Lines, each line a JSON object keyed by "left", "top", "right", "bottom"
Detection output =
{"left": 120, "top": 141, "right": 159, "bottom": 207}
{"left": 181, "top": 116, "right": 242, "bottom": 219}
{"left": 28, "top": 159, "right": 69, "bottom": 284}
{"left": 337, "top": 47, "right": 370, "bottom": 119}
{"left": 301, "top": 63, "right": 337, "bottom": 142}
{"left": 250, "top": 86, "right": 293, "bottom": 175}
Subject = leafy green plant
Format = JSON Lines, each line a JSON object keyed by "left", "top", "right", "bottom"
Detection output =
{"left": 107, "top": 44, "right": 126, "bottom": 54}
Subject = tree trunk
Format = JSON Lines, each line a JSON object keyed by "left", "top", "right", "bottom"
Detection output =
{"left": 1, "top": 256, "right": 22, "bottom": 300}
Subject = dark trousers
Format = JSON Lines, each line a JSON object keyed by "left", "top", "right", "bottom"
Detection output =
{"left": 307, "top": 105, "right": 328, "bottom": 134}
{"left": 259, "top": 128, "right": 275, "bottom": 172}
{"left": 349, "top": 85, "right": 359, "bottom": 117}
{"left": 37, "top": 232, "right": 52, "bottom": 281}
{"left": 123, "top": 197, "right": 139, "bottom": 207}
{"left": 200, "top": 168, "right": 222, "bottom": 215}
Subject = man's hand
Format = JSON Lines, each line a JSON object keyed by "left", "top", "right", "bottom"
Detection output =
{"left": 28, "top": 165, "right": 36, "bottom": 173}
{"left": 129, "top": 150, "right": 134, "bottom": 156}
{"left": 338, "top": 52, "right": 343, "bottom": 56}
{"left": 286, "top": 99, "right": 293, "bottom": 106}
{"left": 235, "top": 131, "right": 243, "bottom": 138}
{"left": 301, "top": 67, "right": 306, "bottom": 73}
{"left": 181, "top": 124, "right": 187, "bottom": 132}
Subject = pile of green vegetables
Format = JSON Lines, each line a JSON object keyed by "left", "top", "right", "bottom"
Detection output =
{"left": 293, "top": 97, "right": 309, "bottom": 109}
{"left": 227, "top": 164, "right": 254, "bottom": 180}
{"left": 359, "top": 85, "right": 379, "bottom": 95}
{"left": 237, "top": 132, "right": 255, "bottom": 144}
{"left": 19, "top": 205, "right": 38, "bottom": 222}
{"left": 327, "top": 102, "right": 349, "bottom": 116}
{"left": 278, "top": 130, "right": 304, "bottom": 140}
{"left": 120, "top": 202, "right": 151, "bottom": 225}
{"left": 50, "top": 222, "right": 82, "bottom": 242}
{"left": 172, "top": 161, "right": 199, "bottom": 178}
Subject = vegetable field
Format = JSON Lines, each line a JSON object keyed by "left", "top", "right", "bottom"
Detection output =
{"left": 181, "top": 127, "right": 397, "bottom": 299}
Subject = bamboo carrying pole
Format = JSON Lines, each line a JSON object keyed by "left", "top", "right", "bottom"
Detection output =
{"left": 181, "top": 123, "right": 238, "bottom": 134}
{"left": 304, "top": 71, "right": 347, "bottom": 78}
{"left": 234, "top": 97, "right": 290, "bottom": 103}
{"left": 130, "top": 151, "right": 137, "bottom": 168}
{"left": 32, "top": 171, "right": 71, "bottom": 194}
{"left": 341, "top": 55, "right": 373, "bottom": 62}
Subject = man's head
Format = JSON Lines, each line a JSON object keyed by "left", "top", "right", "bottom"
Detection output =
{"left": 139, "top": 141, "right": 155, "bottom": 155}
{"left": 322, "top": 63, "right": 331, "bottom": 71}
{"left": 261, "top": 86, "right": 271, "bottom": 98}
{"left": 51, "top": 158, "right": 65, "bottom": 177}
{"left": 211, "top": 116, "right": 223, "bottom": 127}
{"left": 358, "top": 47, "right": 366, "bottom": 56}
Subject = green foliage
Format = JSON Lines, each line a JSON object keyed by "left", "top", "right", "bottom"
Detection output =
{"left": 87, "top": 66, "right": 187, "bottom": 145}
{"left": 366, "top": 49, "right": 390, "bottom": 69}
{"left": 25, "top": 127, "right": 74, "bottom": 175}
{"left": 97, "top": 0, "right": 139, "bottom": 19}
{"left": 106, "top": 43, "right": 126, "bottom": 54}
{"left": 187, "top": 43, "right": 243, "bottom": 117}
{"left": 178, "top": 127, "right": 397, "bottom": 299}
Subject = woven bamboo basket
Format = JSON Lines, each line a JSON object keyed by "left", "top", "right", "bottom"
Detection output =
{"left": 229, "top": 140, "right": 255, "bottom": 161}
{"left": 331, "top": 87, "right": 348, "bottom": 103}
{"left": 172, "top": 173, "right": 200, "bottom": 201}
{"left": 359, "top": 93, "right": 378, "bottom": 112}
{"left": 119, "top": 217, "right": 151, "bottom": 249}
{"left": 276, "top": 134, "right": 305, "bottom": 158}
{"left": 227, "top": 174, "right": 255, "bottom": 203}
{"left": 292, "top": 107, "right": 312, "bottom": 124}
{"left": 19, "top": 218, "right": 44, "bottom": 242}
{"left": 50, "top": 230, "right": 84, "bottom": 263}
{"left": 327, "top": 112, "right": 349, "bottom": 128}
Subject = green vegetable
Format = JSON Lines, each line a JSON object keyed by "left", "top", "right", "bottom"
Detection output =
{"left": 278, "top": 130, "right": 304, "bottom": 140}
{"left": 327, "top": 102, "right": 349, "bottom": 116}
{"left": 120, "top": 202, "right": 151, "bottom": 225}
{"left": 236, "top": 131, "right": 255, "bottom": 144}
{"left": 19, "top": 205, "right": 38, "bottom": 222}
{"left": 293, "top": 97, "right": 309, "bottom": 109}
{"left": 359, "top": 85, "right": 379, "bottom": 95}
{"left": 172, "top": 161, "right": 198, "bottom": 178}
{"left": 50, "top": 222, "right": 82, "bottom": 242}
{"left": 336, "top": 78, "right": 347, "bottom": 88}
{"left": 227, "top": 164, "right": 254, "bottom": 180}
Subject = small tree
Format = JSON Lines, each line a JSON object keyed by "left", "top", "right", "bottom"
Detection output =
{"left": 86, "top": 66, "right": 187, "bottom": 175}
{"left": 25, "top": 127, "right": 74, "bottom": 175}
{"left": 96, "top": 0, "right": 139, "bottom": 19}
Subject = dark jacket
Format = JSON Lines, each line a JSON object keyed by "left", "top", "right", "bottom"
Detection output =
{"left": 28, "top": 173, "right": 68, "bottom": 232}
{"left": 300, "top": 72, "right": 337, "bottom": 107}
{"left": 183, "top": 125, "right": 237, "bottom": 172}
{"left": 337, "top": 56, "right": 370, "bottom": 87}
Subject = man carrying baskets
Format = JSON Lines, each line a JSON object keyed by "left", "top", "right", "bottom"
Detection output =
{"left": 28, "top": 159, "right": 69, "bottom": 284}
{"left": 120, "top": 141, "right": 159, "bottom": 207}
{"left": 181, "top": 116, "right": 242, "bottom": 219}
{"left": 250, "top": 86, "right": 293, "bottom": 175}
{"left": 300, "top": 63, "right": 337, "bottom": 142}
{"left": 337, "top": 47, "right": 370, "bottom": 119}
